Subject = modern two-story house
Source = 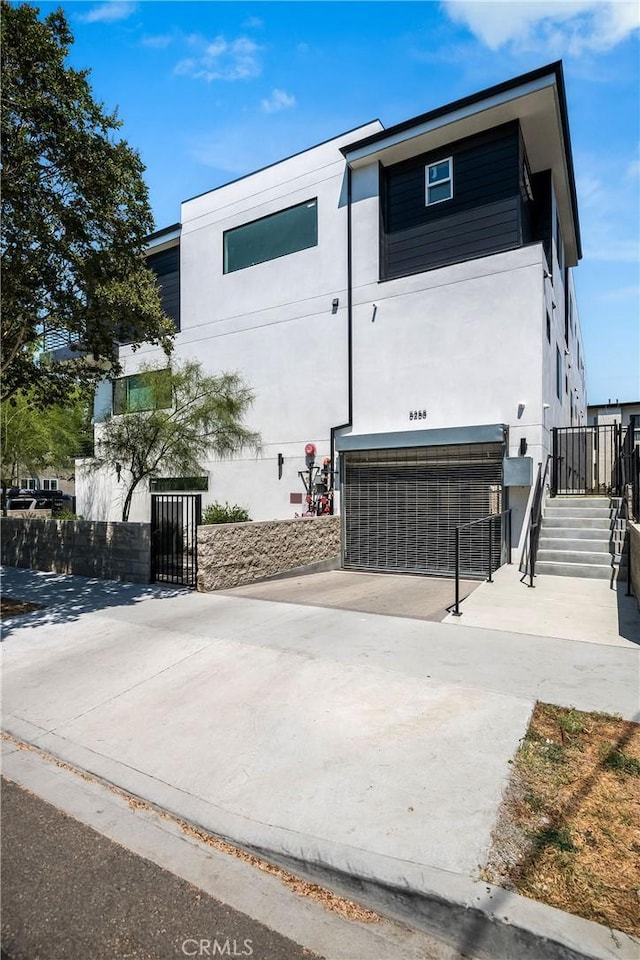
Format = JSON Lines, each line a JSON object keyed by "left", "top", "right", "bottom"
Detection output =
{"left": 79, "top": 61, "right": 587, "bottom": 578}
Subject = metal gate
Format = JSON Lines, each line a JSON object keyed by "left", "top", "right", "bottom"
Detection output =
{"left": 151, "top": 494, "right": 202, "bottom": 587}
{"left": 342, "top": 443, "right": 504, "bottom": 576}
{"left": 552, "top": 425, "right": 621, "bottom": 496}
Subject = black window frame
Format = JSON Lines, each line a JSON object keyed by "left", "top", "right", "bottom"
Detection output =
{"left": 223, "top": 198, "right": 318, "bottom": 274}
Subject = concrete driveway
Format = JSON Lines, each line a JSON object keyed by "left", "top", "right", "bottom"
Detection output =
{"left": 220, "top": 568, "right": 480, "bottom": 621}
{"left": 2, "top": 565, "right": 639, "bottom": 958}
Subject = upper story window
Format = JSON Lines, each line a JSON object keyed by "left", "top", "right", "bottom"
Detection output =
{"left": 425, "top": 158, "right": 453, "bottom": 206}
{"left": 223, "top": 198, "right": 318, "bottom": 274}
{"left": 113, "top": 370, "right": 172, "bottom": 415}
{"left": 556, "top": 346, "right": 562, "bottom": 400}
{"left": 43, "top": 479, "right": 58, "bottom": 491}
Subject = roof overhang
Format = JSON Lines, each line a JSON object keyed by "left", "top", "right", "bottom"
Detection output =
{"left": 335, "top": 423, "right": 508, "bottom": 452}
{"left": 145, "top": 222, "right": 181, "bottom": 255}
{"left": 341, "top": 62, "right": 581, "bottom": 265}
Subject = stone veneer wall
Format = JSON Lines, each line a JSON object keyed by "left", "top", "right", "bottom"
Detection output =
{"left": 197, "top": 515, "right": 340, "bottom": 591}
{"left": 1, "top": 518, "right": 151, "bottom": 583}
{"left": 629, "top": 522, "right": 640, "bottom": 610}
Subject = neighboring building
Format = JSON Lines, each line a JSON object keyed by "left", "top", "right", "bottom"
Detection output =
{"left": 588, "top": 401, "right": 640, "bottom": 431}
{"left": 79, "top": 61, "right": 586, "bottom": 577}
{"left": 15, "top": 475, "right": 75, "bottom": 497}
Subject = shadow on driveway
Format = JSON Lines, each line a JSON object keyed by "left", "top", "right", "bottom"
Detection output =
{"left": 1, "top": 566, "right": 187, "bottom": 642}
{"left": 218, "top": 569, "right": 481, "bottom": 622}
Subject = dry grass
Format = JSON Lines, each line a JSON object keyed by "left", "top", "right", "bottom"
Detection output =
{"left": 483, "top": 702, "right": 640, "bottom": 936}
{"left": 1, "top": 596, "right": 45, "bottom": 619}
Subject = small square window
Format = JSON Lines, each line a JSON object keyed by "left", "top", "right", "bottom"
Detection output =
{"left": 425, "top": 158, "right": 453, "bottom": 206}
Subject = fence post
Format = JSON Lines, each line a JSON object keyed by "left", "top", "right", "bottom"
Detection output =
{"left": 488, "top": 515, "right": 493, "bottom": 583}
{"left": 452, "top": 527, "right": 461, "bottom": 616}
{"left": 551, "top": 428, "right": 558, "bottom": 496}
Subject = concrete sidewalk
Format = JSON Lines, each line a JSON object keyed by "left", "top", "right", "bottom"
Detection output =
{"left": 2, "top": 565, "right": 639, "bottom": 959}
{"left": 443, "top": 563, "right": 640, "bottom": 647}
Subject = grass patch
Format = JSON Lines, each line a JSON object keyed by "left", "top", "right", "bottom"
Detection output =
{"left": 483, "top": 702, "right": 640, "bottom": 937}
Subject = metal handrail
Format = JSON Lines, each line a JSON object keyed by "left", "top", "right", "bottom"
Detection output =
{"left": 521, "top": 454, "right": 552, "bottom": 588}
{"left": 450, "top": 508, "right": 512, "bottom": 617}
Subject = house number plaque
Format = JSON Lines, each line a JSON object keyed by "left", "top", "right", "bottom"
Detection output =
{"left": 409, "top": 410, "right": 427, "bottom": 421}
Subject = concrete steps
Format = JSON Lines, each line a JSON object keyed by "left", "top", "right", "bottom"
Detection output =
{"left": 535, "top": 496, "right": 626, "bottom": 580}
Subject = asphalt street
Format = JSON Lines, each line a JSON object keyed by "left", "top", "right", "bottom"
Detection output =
{"left": 1, "top": 778, "right": 318, "bottom": 960}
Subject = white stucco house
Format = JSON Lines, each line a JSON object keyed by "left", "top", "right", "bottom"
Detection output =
{"left": 78, "top": 60, "right": 587, "bottom": 577}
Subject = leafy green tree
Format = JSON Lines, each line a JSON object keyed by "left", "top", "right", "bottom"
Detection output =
{"left": 92, "top": 362, "right": 261, "bottom": 522}
{"left": 1, "top": 389, "right": 93, "bottom": 498}
{"left": 1, "top": 1, "right": 174, "bottom": 405}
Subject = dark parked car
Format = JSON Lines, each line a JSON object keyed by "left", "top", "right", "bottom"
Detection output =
{"left": 5, "top": 488, "right": 73, "bottom": 514}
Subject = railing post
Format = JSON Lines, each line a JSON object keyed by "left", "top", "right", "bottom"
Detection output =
{"left": 452, "top": 527, "right": 461, "bottom": 616}
{"left": 488, "top": 515, "right": 493, "bottom": 583}
{"left": 507, "top": 509, "right": 512, "bottom": 564}
{"left": 551, "top": 428, "right": 558, "bottom": 496}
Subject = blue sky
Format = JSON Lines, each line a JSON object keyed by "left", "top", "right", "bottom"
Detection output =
{"left": 33, "top": 0, "right": 640, "bottom": 403}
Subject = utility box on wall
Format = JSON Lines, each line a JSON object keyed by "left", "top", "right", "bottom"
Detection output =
{"left": 503, "top": 457, "right": 533, "bottom": 486}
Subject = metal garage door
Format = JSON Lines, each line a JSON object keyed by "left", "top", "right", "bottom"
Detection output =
{"left": 342, "top": 443, "right": 503, "bottom": 576}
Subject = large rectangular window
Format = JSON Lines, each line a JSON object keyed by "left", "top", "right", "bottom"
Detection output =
{"left": 223, "top": 199, "right": 318, "bottom": 274}
{"left": 113, "top": 370, "right": 172, "bottom": 415}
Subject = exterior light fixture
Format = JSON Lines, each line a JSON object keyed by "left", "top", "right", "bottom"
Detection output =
{"left": 115, "top": 462, "right": 122, "bottom": 482}
{"left": 331, "top": 298, "right": 339, "bottom": 314}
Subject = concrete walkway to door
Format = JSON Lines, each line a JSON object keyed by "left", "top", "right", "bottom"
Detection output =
{"left": 219, "top": 569, "right": 480, "bottom": 621}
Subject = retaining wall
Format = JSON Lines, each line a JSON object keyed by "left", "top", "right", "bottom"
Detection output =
{"left": 1, "top": 517, "right": 151, "bottom": 583}
{"left": 197, "top": 515, "right": 341, "bottom": 591}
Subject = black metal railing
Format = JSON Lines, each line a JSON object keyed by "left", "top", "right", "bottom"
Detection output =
{"left": 551, "top": 424, "right": 622, "bottom": 496}
{"left": 450, "top": 509, "right": 512, "bottom": 616}
{"left": 521, "top": 454, "right": 552, "bottom": 588}
{"left": 621, "top": 415, "right": 639, "bottom": 522}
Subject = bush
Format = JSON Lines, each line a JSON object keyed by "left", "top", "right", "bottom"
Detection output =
{"left": 202, "top": 501, "right": 251, "bottom": 525}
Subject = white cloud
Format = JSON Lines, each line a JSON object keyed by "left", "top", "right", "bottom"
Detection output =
{"left": 174, "top": 35, "right": 262, "bottom": 82}
{"left": 243, "top": 16, "right": 264, "bottom": 29}
{"left": 81, "top": 2, "right": 137, "bottom": 24}
{"left": 140, "top": 34, "right": 173, "bottom": 50}
{"left": 442, "top": 1, "right": 639, "bottom": 56}
{"left": 261, "top": 89, "right": 296, "bottom": 113}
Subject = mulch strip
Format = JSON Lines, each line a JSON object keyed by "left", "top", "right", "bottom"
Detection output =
{"left": 1, "top": 597, "right": 46, "bottom": 619}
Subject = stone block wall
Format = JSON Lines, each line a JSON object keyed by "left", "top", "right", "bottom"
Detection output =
{"left": 197, "top": 515, "right": 340, "bottom": 591}
{"left": 1, "top": 518, "right": 151, "bottom": 583}
{"left": 629, "top": 522, "right": 640, "bottom": 609}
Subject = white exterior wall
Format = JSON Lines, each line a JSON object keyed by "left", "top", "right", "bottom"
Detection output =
{"left": 79, "top": 123, "right": 585, "bottom": 550}
{"left": 86, "top": 124, "right": 382, "bottom": 523}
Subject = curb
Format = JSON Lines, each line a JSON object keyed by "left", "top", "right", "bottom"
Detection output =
{"left": 2, "top": 725, "right": 638, "bottom": 960}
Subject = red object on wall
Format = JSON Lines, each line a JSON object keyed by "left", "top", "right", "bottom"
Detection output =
{"left": 290, "top": 492, "right": 303, "bottom": 504}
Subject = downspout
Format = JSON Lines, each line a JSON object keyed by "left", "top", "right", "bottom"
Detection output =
{"left": 329, "top": 162, "right": 353, "bottom": 509}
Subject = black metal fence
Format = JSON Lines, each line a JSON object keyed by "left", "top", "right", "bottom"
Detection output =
{"left": 551, "top": 424, "right": 622, "bottom": 496}
{"left": 151, "top": 494, "right": 202, "bottom": 587}
{"left": 450, "top": 509, "right": 512, "bottom": 616}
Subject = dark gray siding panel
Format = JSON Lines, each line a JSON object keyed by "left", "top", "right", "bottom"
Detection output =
{"left": 382, "top": 122, "right": 522, "bottom": 279}
{"left": 147, "top": 246, "right": 180, "bottom": 331}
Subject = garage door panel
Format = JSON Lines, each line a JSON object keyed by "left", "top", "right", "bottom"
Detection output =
{"left": 343, "top": 444, "right": 503, "bottom": 576}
